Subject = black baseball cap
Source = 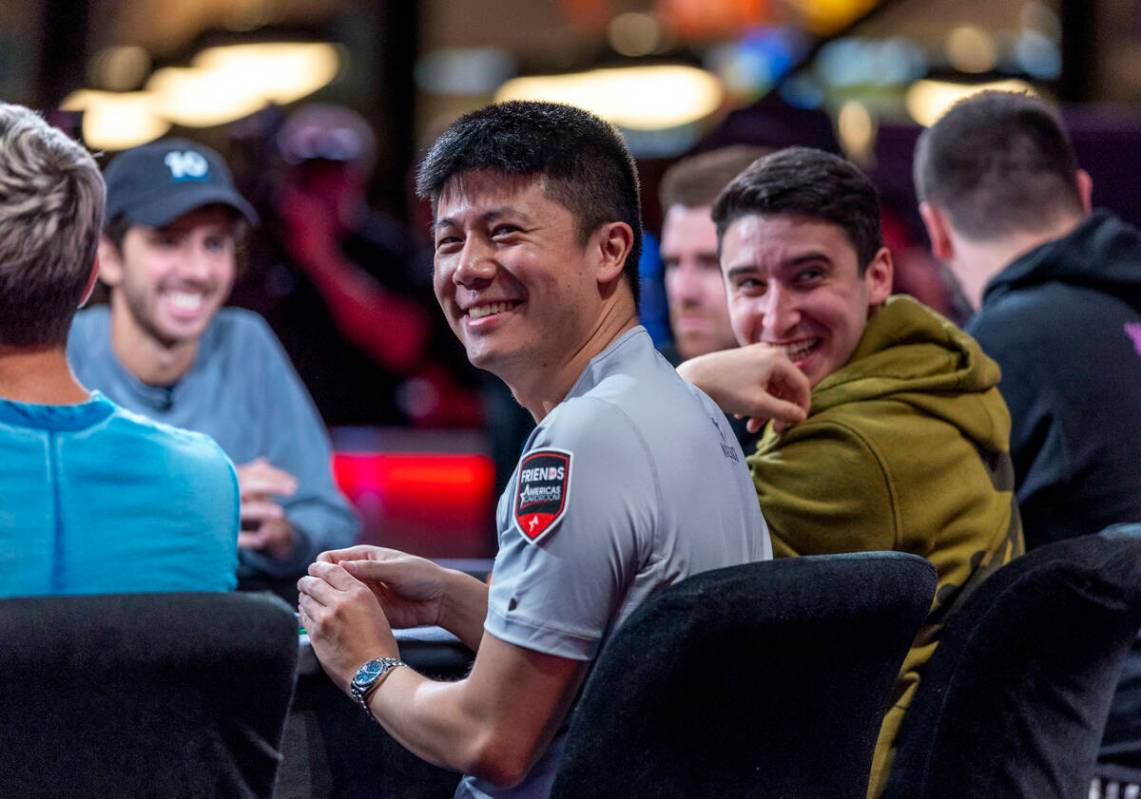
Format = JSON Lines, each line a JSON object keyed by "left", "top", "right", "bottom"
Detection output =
{"left": 104, "top": 138, "right": 259, "bottom": 228}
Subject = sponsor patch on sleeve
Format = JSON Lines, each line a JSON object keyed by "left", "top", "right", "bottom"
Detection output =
{"left": 513, "top": 448, "right": 572, "bottom": 544}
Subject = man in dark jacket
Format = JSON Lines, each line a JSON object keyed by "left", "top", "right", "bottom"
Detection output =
{"left": 915, "top": 90, "right": 1141, "bottom": 792}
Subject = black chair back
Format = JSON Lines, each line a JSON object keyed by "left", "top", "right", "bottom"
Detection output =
{"left": 551, "top": 552, "right": 937, "bottom": 799}
{"left": 0, "top": 591, "right": 299, "bottom": 799}
{"left": 884, "top": 523, "right": 1141, "bottom": 799}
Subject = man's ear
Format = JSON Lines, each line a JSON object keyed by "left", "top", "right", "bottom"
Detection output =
{"left": 1075, "top": 169, "right": 1094, "bottom": 214}
{"left": 594, "top": 221, "right": 634, "bottom": 286}
{"left": 864, "top": 246, "right": 893, "bottom": 306}
{"left": 918, "top": 201, "right": 954, "bottom": 262}
{"left": 96, "top": 236, "right": 123, "bottom": 288}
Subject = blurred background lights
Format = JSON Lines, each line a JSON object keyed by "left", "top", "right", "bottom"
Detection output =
{"left": 1015, "top": 30, "right": 1062, "bottom": 79}
{"left": 794, "top": 0, "right": 880, "bottom": 35}
{"left": 192, "top": 42, "right": 341, "bottom": 106}
{"left": 147, "top": 66, "right": 268, "bottom": 127}
{"left": 945, "top": 26, "right": 998, "bottom": 74}
{"left": 608, "top": 12, "right": 663, "bottom": 57}
{"left": 415, "top": 48, "right": 516, "bottom": 96}
{"left": 495, "top": 65, "right": 723, "bottom": 130}
{"left": 89, "top": 45, "right": 151, "bottom": 91}
{"left": 906, "top": 78, "right": 1035, "bottom": 127}
{"left": 816, "top": 36, "right": 927, "bottom": 88}
{"left": 60, "top": 90, "right": 170, "bottom": 150}
{"left": 837, "top": 99, "right": 875, "bottom": 163}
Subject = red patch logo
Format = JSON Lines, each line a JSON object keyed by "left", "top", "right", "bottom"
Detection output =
{"left": 513, "top": 449, "right": 572, "bottom": 544}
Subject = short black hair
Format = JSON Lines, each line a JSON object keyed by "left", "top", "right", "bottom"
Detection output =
{"left": 416, "top": 101, "right": 642, "bottom": 303}
{"left": 914, "top": 91, "right": 1082, "bottom": 240}
{"left": 712, "top": 146, "right": 882, "bottom": 272}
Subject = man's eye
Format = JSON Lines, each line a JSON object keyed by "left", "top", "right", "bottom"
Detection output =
{"left": 204, "top": 236, "right": 230, "bottom": 252}
{"left": 435, "top": 235, "right": 461, "bottom": 250}
{"left": 491, "top": 224, "right": 521, "bottom": 238}
{"left": 797, "top": 268, "right": 824, "bottom": 283}
{"left": 736, "top": 278, "right": 765, "bottom": 292}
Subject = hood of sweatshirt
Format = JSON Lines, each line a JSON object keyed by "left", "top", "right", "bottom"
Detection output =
{"left": 807, "top": 295, "right": 1009, "bottom": 454}
{"left": 983, "top": 211, "right": 1141, "bottom": 311}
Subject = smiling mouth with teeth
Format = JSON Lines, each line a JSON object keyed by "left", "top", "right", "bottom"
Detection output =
{"left": 467, "top": 301, "right": 520, "bottom": 320}
{"left": 767, "top": 339, "right": 820, "bottom": 361}
{"left": 166, "top": 291, "right": 206, "bottom": 312}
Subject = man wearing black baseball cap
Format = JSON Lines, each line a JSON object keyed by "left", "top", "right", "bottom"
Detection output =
{"left": 68, "top": 138, "right": 359, "bottom": 588}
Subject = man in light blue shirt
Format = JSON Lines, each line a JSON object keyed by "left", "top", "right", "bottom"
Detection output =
{"left": 67, "top": 138, "right": 358, "bottom": 582}
{"left": 0, "top": 102, "right": 237, "bottom": 598}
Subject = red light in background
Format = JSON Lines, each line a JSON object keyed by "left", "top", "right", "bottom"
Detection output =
{"left": 332, "top": 452, "right": 497, "bottom": 557}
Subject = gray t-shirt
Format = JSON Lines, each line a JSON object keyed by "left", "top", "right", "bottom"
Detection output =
{"left": 457, "top": 326, "right": 770, "bottom": 799}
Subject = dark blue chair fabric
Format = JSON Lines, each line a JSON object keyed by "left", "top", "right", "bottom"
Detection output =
{"left": 550, "top": 552, "right": 937, "bottom": 799}
{"left": 0, "top": 591, "right": 299, "bottom": 799}
{"left": 884, "top": 523, "right": 1141, "bottom": 799}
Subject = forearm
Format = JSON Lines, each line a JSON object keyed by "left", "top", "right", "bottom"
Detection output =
{"left": 365, "top": 637, "right": 583, "bottom": 787}
{"left": 439, "top": 569, "right": 490, "bottom": 651}
{"left": 367, "top": 669, "right": 496, "bottom": 777}
{"left": 676, "top": 353, "right": 733, "bottom": 413}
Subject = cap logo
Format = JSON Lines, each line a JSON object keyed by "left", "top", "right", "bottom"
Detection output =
{"left": 164, "top": 150, "right": 210, "bottom": 182}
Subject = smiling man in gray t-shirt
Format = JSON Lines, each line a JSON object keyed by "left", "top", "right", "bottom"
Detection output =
{"left": 298, "top": 101, "right": 806, "bottom": 798}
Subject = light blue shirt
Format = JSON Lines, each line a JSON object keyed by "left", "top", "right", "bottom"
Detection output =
{"left": 68, "top": 306, "right": 359, "bottom": 577}
{"left": 0, "top": 392, "right": 238, "bottom": 598}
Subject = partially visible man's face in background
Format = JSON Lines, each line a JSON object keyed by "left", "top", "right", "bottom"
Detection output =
{"left": 660, "top": 205, "right": 738, "bottom": 360}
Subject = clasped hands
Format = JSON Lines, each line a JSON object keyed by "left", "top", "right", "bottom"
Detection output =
{"left": 297, "top": 546, "right": 455, "bottom": 693}
{"left": 236, "top": 458, "right": 298, "bottom": 559}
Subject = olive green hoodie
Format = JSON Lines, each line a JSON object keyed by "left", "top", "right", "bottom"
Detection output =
{"left": 749, "top": 295, "right": 1024, "bottom": 796}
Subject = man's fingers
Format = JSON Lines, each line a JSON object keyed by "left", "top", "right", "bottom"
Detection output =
{"left": 241, "top": 499, "right": 286, "bottom": 523}
{"left": 759, "top": 395, "right": 809, "bottom": 425}
{"left": 309, "top": 560, "right": 366, "bottom": 592}
{"left": 236, "top": 460, "right": 298, "bottom": 497}
{"left": 767, "top": 359, "right": 812, "bottom": 412}
{"left": 341, "top": 559, "right": 407, "bottom": 584}
{"left": 318, "top": 545, "right": 400, "bottom": 565}
{"left": 240, "top": 474, "right": 297, "bottom": 499}
{"left": 298, "top": 575, "right": 336, "bottom": 606}
{"left": 238, "top": 530, "right": 265, "bottom": 549}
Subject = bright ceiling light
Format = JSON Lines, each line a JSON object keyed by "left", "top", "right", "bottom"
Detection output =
{"left": 147, "top": 66, "right": 268, "bottom": 128}
{"left": 837, "top": 100, "right": 875, "bottom": 163}
{"left": 905, "top": 79, "right": 1035, "bottom": 127}
{"left": 146, "top": 42, "right": 341, "bottom": 128}
{"left": 495, "top": 65, "right": 723, "bottom": 130}
{"left": 193, "top": 42, "right": 341, "bottom": 105}
{"left": 60, "top": 90, "right": 170, "bottom": 151}
{"left": 945, "top": 26, "right": 998, "bottom": 74}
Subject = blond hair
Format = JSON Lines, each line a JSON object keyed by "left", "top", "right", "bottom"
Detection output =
{"left": 0, "top": 103, "right": 105, "bottom": 346}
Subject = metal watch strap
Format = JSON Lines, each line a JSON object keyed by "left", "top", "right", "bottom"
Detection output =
{"left": 352, "top": 657, "right": 406, "bottom": 720}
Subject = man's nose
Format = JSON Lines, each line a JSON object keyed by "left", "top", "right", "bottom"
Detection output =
{"left": 453, "top": 237, "right": 496, "bottom": 286}
{"left": 180, "top": 247, "right": 214, "bottom": 281}
{"left": 761, "top": 286, "right": 799, "bottom": 338}
{"left": 669, "top": 263, "right": 703, "bottom": 305}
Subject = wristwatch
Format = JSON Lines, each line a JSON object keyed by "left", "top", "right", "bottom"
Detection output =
{"left": 350, "top": 657, "right": 406, "bottom": 719}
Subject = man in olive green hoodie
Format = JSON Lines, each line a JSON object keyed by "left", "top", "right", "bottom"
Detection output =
{"left": 680, "top": 147, "right": 1023, "bottom": 796}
